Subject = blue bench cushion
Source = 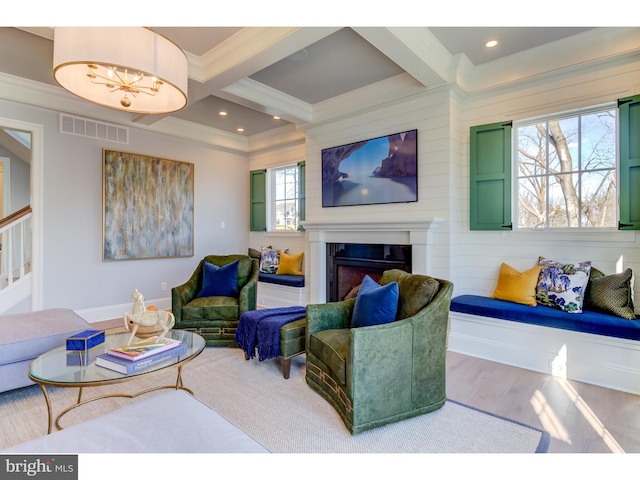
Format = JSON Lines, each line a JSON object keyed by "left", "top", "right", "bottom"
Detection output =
{"left": 258, "top": 272, "right": 305, "bottom": 288}
{"left": 450, "top": 295, "right": 640, "bottom": 341}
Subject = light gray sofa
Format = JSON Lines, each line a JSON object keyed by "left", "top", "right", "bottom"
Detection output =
{"left": 2, "top": 390, "right": 270, "bottom": 453}
{"left": 0, "top": 308, "right": 92, "bottom": 393}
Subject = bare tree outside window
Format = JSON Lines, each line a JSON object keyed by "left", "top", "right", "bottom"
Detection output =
{"left": 516, "top": 107, "right": 617, "bottom": 229}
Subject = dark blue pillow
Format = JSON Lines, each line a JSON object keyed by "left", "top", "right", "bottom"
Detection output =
{"left": 197, "top": 260, "right": 239, "bottom": 298}
{"left": 351, "top": 275, "right": 399, "bottom": 327}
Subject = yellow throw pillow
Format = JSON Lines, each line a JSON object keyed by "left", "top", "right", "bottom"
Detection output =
{"left": 490, "top": 263, "right": 541, "bottom": 306}
{"left": 276, "top": 251, "right": 304, "bottom": 275}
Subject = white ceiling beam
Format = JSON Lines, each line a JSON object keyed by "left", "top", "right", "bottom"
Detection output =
{"left": 137, "top": 27, "right": 340, "bottom": 126}
{"left": 353, "top": 27, "right": 451, "bottom": 88}
{"left": 193, "top": 27, "right": 341, "bottom": 87}
{"left": 222, "top": 77, "right": 313, "bottom": 124}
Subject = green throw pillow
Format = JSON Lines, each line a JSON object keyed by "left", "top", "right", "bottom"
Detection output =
{"left": 379, "top": 269, "right": 440, "bottom": 320}
{"left": 584, "top": 268, "right": 636, "bottom": 320}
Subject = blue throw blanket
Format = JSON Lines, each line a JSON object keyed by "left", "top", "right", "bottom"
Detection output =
{"left": 235, "top": 306, "right": 306, "bottom": 361}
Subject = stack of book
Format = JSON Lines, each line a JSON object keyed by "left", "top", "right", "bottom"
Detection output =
{"left": 96, "top": 336, "right": 187, "bottom": 374}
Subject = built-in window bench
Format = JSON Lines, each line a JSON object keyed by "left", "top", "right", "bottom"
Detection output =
{"left": 257, "top": 273, "right": 307, "bottom": 309}
{"left": 448, "top": 295, "right": 640, "bottom": 395}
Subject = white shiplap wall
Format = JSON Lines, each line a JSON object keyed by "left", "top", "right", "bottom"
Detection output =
{"left": 454, "top": 57, "right": 640, "bottom": 302}
{"left": 248, "top": 139, "right": 307, "bottom": 271}
{"left": 249, "top": 53, "right": 640, "bottom": 307}
{"left": 304, "top": 89, "right": 455, "bottom": 284}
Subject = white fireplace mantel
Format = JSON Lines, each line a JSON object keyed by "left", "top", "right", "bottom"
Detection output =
{"left": 300, "top": 218, "right": 443, "bottom": 303}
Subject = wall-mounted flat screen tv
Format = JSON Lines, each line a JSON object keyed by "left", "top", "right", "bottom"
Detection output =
{"left": 322, "top": 129, "right": 418, "bottom": 207}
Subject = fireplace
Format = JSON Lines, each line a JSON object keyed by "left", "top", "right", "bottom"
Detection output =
{"left": 301, "top": 218, "right": 442, "bottom": 303}
{"left": 327, "top": 243, "right": 411, "bottom": 302}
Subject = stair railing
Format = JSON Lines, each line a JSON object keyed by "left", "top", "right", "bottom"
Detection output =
{"left": 0, "top": 205, "right": 32, "bottom": 295}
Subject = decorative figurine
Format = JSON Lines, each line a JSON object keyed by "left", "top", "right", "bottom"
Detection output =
{"left": 123, "top": 289, "right": 175, "bottom": 345}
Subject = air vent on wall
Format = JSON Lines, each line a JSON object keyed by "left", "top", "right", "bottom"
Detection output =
{"left": 59, "top": 114, "right": 129, "bottom": 144}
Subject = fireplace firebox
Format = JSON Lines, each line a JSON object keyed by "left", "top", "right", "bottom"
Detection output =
{"left": 326, "top": 243, "right": 411, "bottom": 302}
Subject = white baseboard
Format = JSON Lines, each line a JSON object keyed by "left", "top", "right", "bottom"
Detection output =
{"left": 76, "top": 296, "right": 172, "bottom": 323}
{"left": 448, "top": 311, "right": 640, "bottom": 396}
{"left": 257, "top": 282, "right": 307, "bottom": 309}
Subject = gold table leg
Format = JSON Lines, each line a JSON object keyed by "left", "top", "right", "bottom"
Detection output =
{"left": 41, "top": 369, "right": 194, "bottom": 432}
{"left": 38, "top": 383, "right": 53, "bottom": 435}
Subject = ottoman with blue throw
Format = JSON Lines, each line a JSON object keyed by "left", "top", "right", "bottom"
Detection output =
{"left": 235, "top": 306, "right": 306, "bottom": 379}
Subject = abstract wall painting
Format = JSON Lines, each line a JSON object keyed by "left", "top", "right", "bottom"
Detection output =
{"left": 103, "top": 149, "right": 194, "bottom": 261}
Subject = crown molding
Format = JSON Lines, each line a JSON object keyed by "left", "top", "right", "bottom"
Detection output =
{"left": 223, "top": 77, "right": 313, "bottom": 124}
{"left": 455, "top": 27, "right": 640, "bottom": 94}
{"left": 0, "top": 71, "right": 253, "bottom": 153}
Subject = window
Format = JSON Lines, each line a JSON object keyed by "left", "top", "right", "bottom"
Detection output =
{"left": 469, "top": 94, "right": 640, "bottom": 231}
{"left": 271, "top": 165, "right": 300, "bottom": 231}
{"left": 515, "top": 106, "right": 617, "bottom": 229}
{"left": 250, "top": 162, "right": 305, "bottom": 232}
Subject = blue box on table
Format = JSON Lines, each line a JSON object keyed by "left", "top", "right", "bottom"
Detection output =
{"left": 66, "top": 329, "right": 105, "bottom": 350}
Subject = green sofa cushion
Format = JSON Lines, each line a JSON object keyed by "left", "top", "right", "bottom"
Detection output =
{"left": 379, "top": 269, "right": 440, "bottom": 319}
{"left": 309, "top": 329, "right": 350, "bottom": 384}
{"left": 183, "top": 297, "right": 239, "bottom": 321}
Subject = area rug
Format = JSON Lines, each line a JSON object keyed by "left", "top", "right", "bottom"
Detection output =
{"left": 0, "top": 347, "right": 549, "bottom": 453}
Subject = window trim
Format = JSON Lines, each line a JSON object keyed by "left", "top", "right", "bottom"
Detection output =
{"left": 511, "top": 101, "right": 618, "bottom": 231}
{"left": 469, "top": 95, "right": 640, "bottom": 232}
{"left": 268, "top": 163, "right": 301, "bottom": 232}
{"left": 249, "top": 161, "right": 305, "bottom": 233}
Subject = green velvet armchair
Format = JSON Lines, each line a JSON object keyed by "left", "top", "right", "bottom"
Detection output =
{"left": 305, "top": 269, "right": 454, "bottom": 435}
{"left": 171, "top": 254, "right": 259, "bottom": 347}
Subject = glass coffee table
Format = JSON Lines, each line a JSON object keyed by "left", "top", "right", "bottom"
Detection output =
{"left": 29, "top": 329, "right": 205, "bottom": 433}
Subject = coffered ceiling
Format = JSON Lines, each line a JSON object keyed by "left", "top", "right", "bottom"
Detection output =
{"left": 0, "top": 26, "right": 637, "bottom": 140}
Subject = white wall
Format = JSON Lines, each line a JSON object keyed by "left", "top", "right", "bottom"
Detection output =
{"left": 454, "top": 57, "right": 640, "bottom": 301}
{"left": 0, "top": 98, "right": 250, "bottom": 317}
{"left": 249, "top": 139, "right": 307, "bottom": 270}
{"left": 267, "top": 53, "right": 640, "bottom": 307}
{"left": 3, "top": 45, "right": 639, "bottom": 317}
{"left": 303, "top": 89, "right": 456, "bottom": 282}
{"left": 0, "top": 145, "right": 30, "bottom": 214}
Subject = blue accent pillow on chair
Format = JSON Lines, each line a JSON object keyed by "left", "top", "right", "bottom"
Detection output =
{"left": 197, "top": 260, "right": 239, "bottom": 298}
{"left": 351, "top": 275, "right": 399, "bottom": 327}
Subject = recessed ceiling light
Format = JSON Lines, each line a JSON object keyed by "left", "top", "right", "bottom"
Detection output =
{"left": 219, "top": 111, "right": 227, "bottom": 116}
{"left": 273, "top": 116, "right": 281, "bottom": 120}
{"left": 237, "top": 128, "right": 244, "bottom": 132}
{"left": 485, "top": 39, "right": 498, "bottom": 48}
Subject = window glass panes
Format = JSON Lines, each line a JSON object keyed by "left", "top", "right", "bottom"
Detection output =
{"left": 515, "top": 107, "right": 617, "bottom": 229}
{"left": 271, "top": 165, "right": 299, "bottom": 231}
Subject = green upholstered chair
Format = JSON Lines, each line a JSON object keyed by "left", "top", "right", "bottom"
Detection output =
{"left": 171, "top": 254, "right": 259, "bottom": 347}
{"left": 305, "top": 269, "right": 454, "bottom": 435}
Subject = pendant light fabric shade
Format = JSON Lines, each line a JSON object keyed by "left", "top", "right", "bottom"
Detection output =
{"left": 53, "top": 27, "right": 188, "bottom": 114}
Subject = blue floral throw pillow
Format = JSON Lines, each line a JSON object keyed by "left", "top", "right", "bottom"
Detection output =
{"left": 260, "top": 247, "right": 280, "bottom": 274}
{"left": 536, "top": 257, "right": 592, "bottom": 313}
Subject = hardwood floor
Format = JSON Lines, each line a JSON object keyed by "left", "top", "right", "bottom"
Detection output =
{"left": 88, "top": 318, "right": 639, "bottom": 453}
{"left": 445, "top": 350, "right": 640, "bottom": 453}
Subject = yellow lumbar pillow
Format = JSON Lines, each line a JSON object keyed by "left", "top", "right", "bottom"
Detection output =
{"left": 490, "top": 263, "right": 541, "bottom": 306}
{"left": 276, "top": 250, "right": 304, "bottom": 275}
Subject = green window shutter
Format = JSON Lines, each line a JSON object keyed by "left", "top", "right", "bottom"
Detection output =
{"left": 297, "top": 161, "right": 305, "bottom": 231}
{"left": 618, "top": 94, "right": 640, "bottom": 230}
{"left": 470, "top": 121, "right": 512, "bottom": 230}
{"left": 250, "top": 169, "right": 266, "bottom": 231}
